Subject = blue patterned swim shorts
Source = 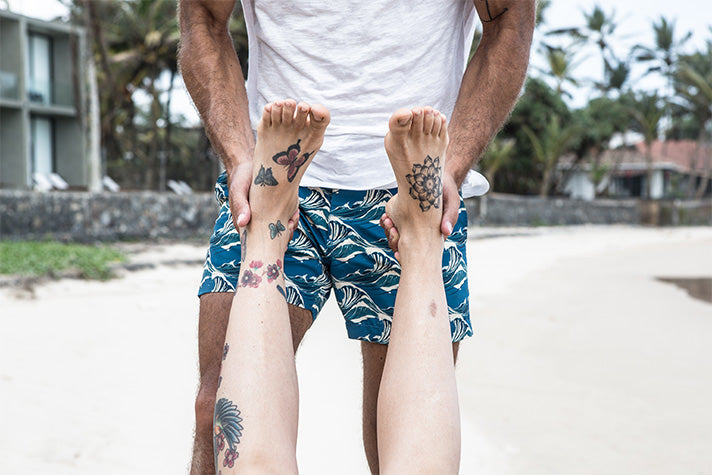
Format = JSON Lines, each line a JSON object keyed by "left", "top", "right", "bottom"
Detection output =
{"left": 199, "top": 171, "right": 472, "bottom": 344}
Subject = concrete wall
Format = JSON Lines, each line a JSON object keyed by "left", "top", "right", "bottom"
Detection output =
{"left": 466, "top": 194, "right": 641, "bottom": 226}
{"left": 55, "top": 117, "right": 85, "bottom": 186}
{"left": 0, "top": 18, "right": 22, "bottom": 100}
{"left": 0, "top": 108, "right": 26, "bottom": 187}
{"left": 0, "top": 190, "right": 218, "bottom": 242}
{"left": 1, "top": 191, "right": 709, "bottom": 243}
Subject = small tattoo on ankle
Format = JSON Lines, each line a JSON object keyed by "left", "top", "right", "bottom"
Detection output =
{"left": 240, "top": 229, "right": 247, "bottom": 263}
{"left": 268, "top": 220, "right": 286, "bottom": 239}
{"left": 406, "top": 155, "right": 443, "bottom": 212}
{"left": 254, "top": 165, "right": 279, "bottom": 186}
{"left": 223, "top": 343, "right": 230, "bottom": 360}
{"left": 272, "top": 139, "right": 315, "bottom": 182}
{"left": 479, "top": 0, "right": 508, "bottom": 22}
{"left": 276, "top": 284, "right": 287, "bottom": 301}
{"left": 214, "top": 397, "right": 243, "bottom": 469}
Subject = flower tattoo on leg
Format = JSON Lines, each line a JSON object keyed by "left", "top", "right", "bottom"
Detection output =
{"left": 266, "top": 259, "right": 283, "bottom": 283}
{"left": 237, "top": 259, "right": 285, "bottom": 289}
{"left": 214, "top": 397, "right": 243, "bottom": 469}
{"left": 406, "top": 155, "right": 442, "bottom": 211}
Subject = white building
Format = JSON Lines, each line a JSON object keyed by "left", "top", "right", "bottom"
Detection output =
{"left": 561, "top": 140, "right": 712, "bottom": 200}
{"left": 0, "top": 9, "right": 98, "bottom": 190}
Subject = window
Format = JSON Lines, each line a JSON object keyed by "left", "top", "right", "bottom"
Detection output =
{"left": 31, "top": 116, "right": 55, "bottom": 175}
{"left": 28, "top": 33, "right": 53, "bottom": 104}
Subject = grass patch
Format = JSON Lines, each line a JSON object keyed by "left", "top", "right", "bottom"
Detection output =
{"left": 0, "top": 241, "right": 126, "bottom": 280}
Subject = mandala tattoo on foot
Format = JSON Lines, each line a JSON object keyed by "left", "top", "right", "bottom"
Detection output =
{"left": 254, "top": 165, "right": 279, "bottom": 186}
{"left": 272, "top": 139, "right": 315, "bottom": 182}
{"left": 406, "top": 155, "right": 443, "bottom": 211}
{"left": 214, "top": 397, "right": 243, "bottom": 469}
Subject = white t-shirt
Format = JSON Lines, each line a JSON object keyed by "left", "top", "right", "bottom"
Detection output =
{"left": 241, "top": 0, "right": 489, "bottom": 196}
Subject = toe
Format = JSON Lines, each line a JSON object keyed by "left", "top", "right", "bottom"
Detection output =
{"left": 388, "top": 108, "right": 413, "bottom": 136}
{"left": 438, "top": 115, "right": 448, "bottom": 139}
{"left": 261, "top": 103, "right": 273, "bottom": 127}
{"left": 410, "top": 107, "right": 424, "bottom": 138}
{"left": 294, "top": 102, "right": 310, "bottom": 129}
{"left": 431, "top": 110, "right": 442, "bottom": 137}
{"left": 282, "top": 99, "right": 296, "bottom": 125}
{"left": 270, "top": 100, "right": 283, "bottom": 125}
{"left": 422, "top": 107, "right": 435, "bottom": 135}
{"left": 309, "top": 103, "right": 331, "bottom": 130}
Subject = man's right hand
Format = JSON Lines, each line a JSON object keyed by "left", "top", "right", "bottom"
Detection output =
{"left": 228, "top": 161, "right": 253, "bottom": 228}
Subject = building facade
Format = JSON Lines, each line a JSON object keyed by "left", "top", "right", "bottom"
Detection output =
{"left": 561, "top": 140, "right": 712, "bottom": 201}
{"left": 0, "top": 9, "right": 97, "bottom": 190}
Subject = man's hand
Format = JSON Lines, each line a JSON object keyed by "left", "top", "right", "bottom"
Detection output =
{"left": 380, "top": 169, "right": 458, "bottom": 258}
{"left": 231, "top": 162, "right": 300, "bottom": 238}
{"left": 227, "top": 162, "right": 253, "bottom": 228}
{"left": 440, "top": 171, "right": 459, "bottom": 238}
{"left": 179, "top": 0, "right": 256, "bottom": 227}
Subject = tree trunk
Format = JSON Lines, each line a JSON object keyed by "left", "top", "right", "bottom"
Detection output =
{"left": 645, "top": 142, "right": 654, "bottom": 200}
{"left": 539, "top": 165, "right": 553, "bottom": 197}
{"left": 145, "top": 75, "right": 161, "bottom": 190}
{"left": 694, "top": 125, "right": 711, "bottom": 200}
{"left": 160, "top": 69, "right": 176, "bottom": 193}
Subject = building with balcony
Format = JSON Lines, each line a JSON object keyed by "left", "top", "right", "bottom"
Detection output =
{"left": 0, "top": 9, "right": 97, "bottom": 190}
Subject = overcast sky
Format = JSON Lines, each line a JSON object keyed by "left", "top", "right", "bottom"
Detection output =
{"left": 6, "top": 0, "right": 712, "bottom": 120}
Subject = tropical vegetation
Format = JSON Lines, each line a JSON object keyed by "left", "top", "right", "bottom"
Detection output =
{"left": 48, "top": 1, "right": 711, "bottom": 198}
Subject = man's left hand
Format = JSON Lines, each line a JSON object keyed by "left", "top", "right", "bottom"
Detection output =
{"left": 380, "top": 170, "right": 459, "bottom": 258}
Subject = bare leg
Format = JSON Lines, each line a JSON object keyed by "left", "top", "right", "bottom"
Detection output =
{"left": 190, "top": 295, "right": 313, "bottom": 475}
{"left": 377, "top": 107, "right": 460, "bottom": 474}
{"left": 213, "top": 99, "right": 329, "bottom": 473}
{"left": 361, "top": 341, "right": 460, "bottom": 474}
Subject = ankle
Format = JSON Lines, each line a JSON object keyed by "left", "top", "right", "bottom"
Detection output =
{"left": 397, "top": 232, "right": 444, "bottom": 261}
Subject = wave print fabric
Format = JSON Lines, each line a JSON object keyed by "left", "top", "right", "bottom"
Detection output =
{"left": 199, "top": 172, "right": 472, "bottom": 344}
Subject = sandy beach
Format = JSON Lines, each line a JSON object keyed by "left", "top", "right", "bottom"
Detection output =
{"left": 1, "top": 225, "right": 711, "bottom": 474}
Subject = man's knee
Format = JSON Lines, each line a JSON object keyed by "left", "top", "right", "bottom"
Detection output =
{"left": 195, "top": 376, "right": 219, "bottom": 431}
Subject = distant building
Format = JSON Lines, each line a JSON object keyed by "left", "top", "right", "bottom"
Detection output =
{"left": 561, "top": 140, "right": 712, "bottom": 200}
{"left": 0, "top": 9, "right": 97, "bottom": 190}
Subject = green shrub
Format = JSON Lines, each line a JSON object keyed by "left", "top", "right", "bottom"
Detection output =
{"left": 0, "top": 241, "right": 126, "bottom": 280}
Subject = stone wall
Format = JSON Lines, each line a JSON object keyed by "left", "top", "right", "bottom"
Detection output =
{"left": 0, "top": 190, "right": 218, "bottom": 242}
{"left": 465, "top": 194, "right": 712, "bottom": 227}
{"left": 465, "top": 194, "right": 641, "bottom": 226}
{"left": 1, "top": 191, "right": 709, "bottom": 242}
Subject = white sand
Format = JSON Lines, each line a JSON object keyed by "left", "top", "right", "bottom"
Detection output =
{"left": 1, "top": 226, "right": 711, "bottom": 474}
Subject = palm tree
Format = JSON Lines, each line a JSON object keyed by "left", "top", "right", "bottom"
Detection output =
{"left": 675, "top": 37, "right": 712, "bottom": 198}
{"left": 628, "top": 92, "right": 664, "bottom": 199}
{"left": 537, "top": 44, "right": 581, "bottom": 99}
{"left": 548, "top": 4, "right": 624, "bottom": 96}
{"left": 523, "top": 116, "right": 578, "bottom": 197}
{"left": 635, "top": 16, "right": 692, "bottom": 136}
{"left": 479, "top": 137, "right": 516, "bottom": 191}
{"left": 101, "top": 0, "right": 180, "bottom": 190}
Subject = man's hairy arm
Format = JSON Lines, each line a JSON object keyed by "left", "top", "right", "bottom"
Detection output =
{"left": 441, "top": 0, "right": 536, "bottom": 234}
{"left": 178, "top": 0, "right": 254, "bottom": 227}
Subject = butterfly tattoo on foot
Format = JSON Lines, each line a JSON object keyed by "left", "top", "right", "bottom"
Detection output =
{"left": 272, "top": 139, "right": 315, "bottom": 182}
{"left": 269, "top": 220, "right": 286, "bottom": 239}
{"left": 254, "top": 165, "right": 278, "bottom": 186}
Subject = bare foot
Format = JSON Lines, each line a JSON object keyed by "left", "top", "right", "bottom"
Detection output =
{"left": 383, "top": 106, "right": 448, "bottom": 258}
{"left": 247, "top": 99, "right": 330, "bottom": 246}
